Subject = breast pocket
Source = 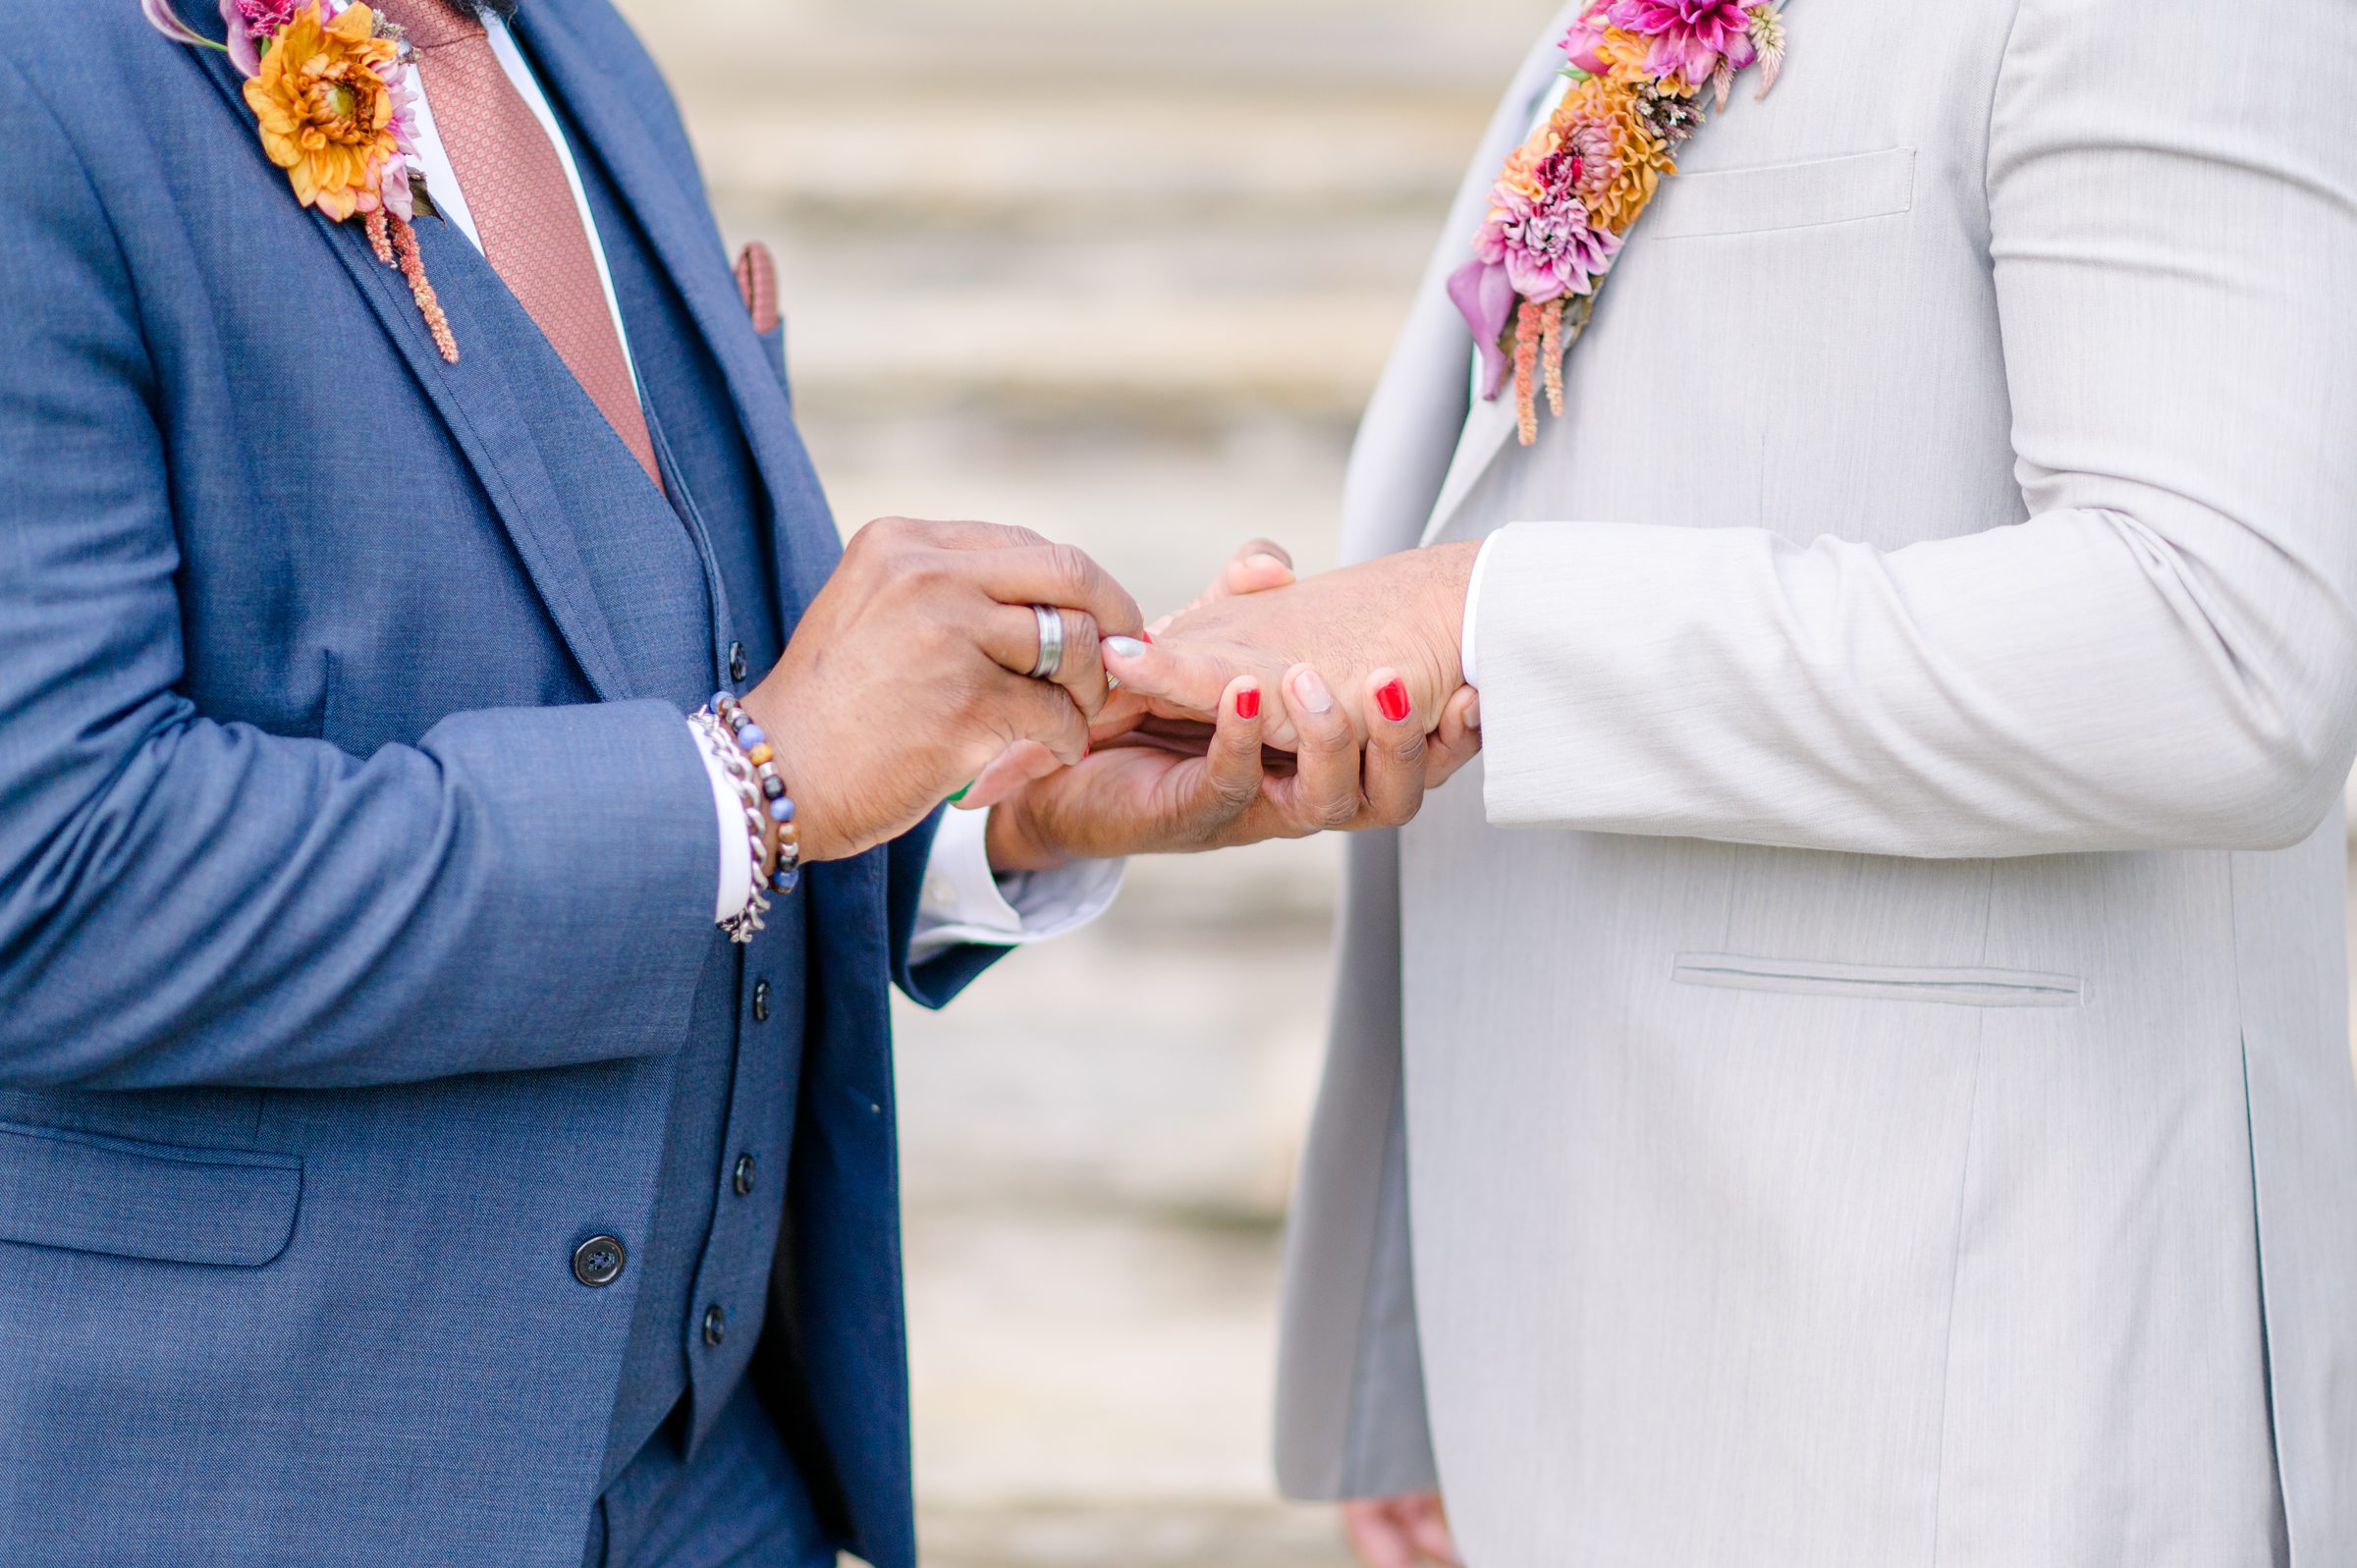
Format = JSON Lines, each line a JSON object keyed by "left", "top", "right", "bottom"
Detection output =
{"left": 1642, "top": 146, "right": 1916, "bottom": 241}
{"left": 1672, "top": 952, "right": 2084, "bottom": 1009}
{"left": 0, "top": 1121, "right": 302, "bottom": 1268}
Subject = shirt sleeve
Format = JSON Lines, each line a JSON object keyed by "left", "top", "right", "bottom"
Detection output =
{"left": 1458, "top": 533, "right": 1501, "bottom": 690}
{"left": 694, "top": 720, "right": 754, "bottom": 923}
{"left": 906, "top": 805, "right": 1125, "bottom": 962}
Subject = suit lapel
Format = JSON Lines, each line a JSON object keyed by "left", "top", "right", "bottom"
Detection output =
{"left": 190, "top": 44, "right": 643, "bottom": 706}
{"left": 1401, "top": 5, "right": 1589, "bottom": 550}
{"left": 516, "top": 10, "right": 838, "bottom": 621}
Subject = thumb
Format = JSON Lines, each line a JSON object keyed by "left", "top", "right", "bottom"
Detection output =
{"left": 1101, "top": 634, "right": 1246, "bottom": 723}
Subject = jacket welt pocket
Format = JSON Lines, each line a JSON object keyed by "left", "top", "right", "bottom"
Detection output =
{"left": 0, "top": 1120, "right": 301, "bottom": 1267}
{"left": 1643, "top": 146, "right": 1916, "bottom": 240}
{"left": 1672, "top": 953, "right": 2084, "bottom": 1009}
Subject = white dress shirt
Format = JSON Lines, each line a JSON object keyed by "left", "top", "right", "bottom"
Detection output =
{"left": 405, "top": 17, "right": 1122, "bottom": 955}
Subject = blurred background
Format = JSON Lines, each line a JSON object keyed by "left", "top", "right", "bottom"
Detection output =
{"left": 611, "top": 3, "right": 2357, "bottom": 1565}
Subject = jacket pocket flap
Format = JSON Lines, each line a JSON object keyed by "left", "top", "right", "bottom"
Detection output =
{"left": 1645, "top": 146, "right": 1916, "bottom": 240}
{"left": 1672, "top": 953, "right": 2084, "bottom": 1008}
{"left": 0, "top": 1121, "right": 301, "bottom": 1267}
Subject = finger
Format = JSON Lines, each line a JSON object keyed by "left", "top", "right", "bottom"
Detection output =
{"left": 985, "top": 672, "right": 1092, "bottom": 768}
{"left": 1188, "top": 676, "right": 1268, "bottom": 827}
{"left": 1268, "top": 665, "right": 1359, "bottom": 831}
{"left": 1402, "top": 1498, "right": 1459, "bottom": 1566}
{"left": 975, "top": 606, "right": 1111, "bottom": 720}
{"left": 1100, "top": 634, "right": 1251, "bottom": 724}
{"left": 1424, "top": 685, "right": 1483, "bottom": 789}
{"left": 850, "top": 515, "right": 1047, "bottom": 556}
{"left": 1209, "top": 538, "right": 1297, "bottom": 603}
{"left": 959, "top": 541, "right": 1144, "bottom": 639}
{"left": 1342, "top": 1503, "right": 1416, "bottom": 1568}
{"left": 959, "top": 740, "right": 1065, "bottom": 811}
{"left": 1036, "top": 607, "right": 1111, "bottom": 722}
{"left": 1358, "top": 668, "right": 1429, "bottom": 828}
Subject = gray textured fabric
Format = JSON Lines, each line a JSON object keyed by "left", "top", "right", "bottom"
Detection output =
{"left": 1275, "top": 0, "right": 2357, "bottom": 1563}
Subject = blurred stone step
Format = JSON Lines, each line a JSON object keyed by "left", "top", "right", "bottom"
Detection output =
{"left": 693, "top": 94, "right": 1490, "bottom": 230}
{"left": 623, "top": 0, "right": 1551, "bottom": 99}
{"left": 775, "top": 286, "right": 1412, "bottom": 416}
{"left": 919, "top": 1503, "right": 1354, "bottom": 1568}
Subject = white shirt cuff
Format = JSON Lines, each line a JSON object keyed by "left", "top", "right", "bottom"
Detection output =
{"left": 1459, "top": 533, "right": 1501, "bottom": 690}
{"left": 696, "top": 720, "right": 757, "bottom": 923}
{"left": 907, "top": 805, "right": 1125, "bottom": 963}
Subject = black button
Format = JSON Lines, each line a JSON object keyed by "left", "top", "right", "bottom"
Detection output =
{"left": 701, "top": 1303, "right": 727, "bottom": 1348}
{"left": 732, "top": 1154, "right": 756, "bottom": 1197}
{"left": 727, "top": 642, "right": 747, "bottom": 682}
{"left": 573, "top": 1235, "right": 626, "bottom": 1288}
{"left": 750, "top": 979, "right": 771, "bottom": 1024}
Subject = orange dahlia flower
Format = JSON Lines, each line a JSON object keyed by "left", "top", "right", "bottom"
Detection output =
{"left": 1590, "top": 25, "right": 1699, "bottom": 96}
{"left": 1562, "top": 77, "right": 1677, "bottom": 235}
{"left": 242, "top": 3, "right": 400, "bottom": 222}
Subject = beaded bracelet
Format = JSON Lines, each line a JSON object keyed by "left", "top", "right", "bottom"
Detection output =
{"left": 712, "top": 690, "right": 801, "bottom": 899}
{"left": 690, "top": 709, "right": 775, "bottom": 944}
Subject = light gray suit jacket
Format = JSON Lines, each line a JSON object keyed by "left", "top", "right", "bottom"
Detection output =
{"left": 1273, "top": 1, "right": 2357, "bottom": 1563}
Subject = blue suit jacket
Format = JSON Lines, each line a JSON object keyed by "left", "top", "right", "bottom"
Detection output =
{"left": 0, "top": 3, "right": 997, "bottom": 1562}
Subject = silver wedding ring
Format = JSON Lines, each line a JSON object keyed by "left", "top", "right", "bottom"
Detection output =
{"left": 1028, "top": 604, "right": 1066, "bottom": 680}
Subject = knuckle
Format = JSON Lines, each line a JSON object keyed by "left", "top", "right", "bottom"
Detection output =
{"left": 1044, "top": 541, "right": 1096, "bottom": 595}
{"left": 1314, "top": 791, "right": 1361, "bottom": 831}
{"left": 1211, "top": 770, "right": 1259, "bottom": 815}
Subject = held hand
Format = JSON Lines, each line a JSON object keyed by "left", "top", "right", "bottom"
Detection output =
{"left": 1342, "top": 1493, "right": 1458, "bottom": 1568}
{"left": 985, "top": 664, "right": 1483, "bottom": 872}
{"left": 959, "top": 537, "right": 1301, "bottom": 812}
{"left": 743, "top": 516, "right": 1142, "bottom": 863}
{"left": 1101, "top": 542, "right": 1483, "bottom": 753}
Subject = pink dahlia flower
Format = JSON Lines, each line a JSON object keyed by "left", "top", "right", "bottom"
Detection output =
{"left": 1476, "top": 189, "right": 1620, "bottom": 304}
{"left": 1562, "top": 7, "right": 1614, "bottom": 76}
{"left": 375, "top": 56, "right": 421, "bottom": 222}
{"left": 1606, "top": 0, "right": 1758, "bottom": 85}
{"left": 214, "top": 0, "right": 298, "bottom": 77}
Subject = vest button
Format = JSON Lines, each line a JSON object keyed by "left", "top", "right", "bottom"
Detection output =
{"left": 750, "top": 979, "right": 771, "bottom": 1024}
{"left": 573, "top": 1235, "right": 626, "bottom": 1288}
{"left": 733, "top": 1154, "right": 756, "bottom": 1197}
{"left": 702, "top": 1304, "right": 727, "bottom": 1348}
{"left": 727, "top": 642, "right": 748, "bottom": 682}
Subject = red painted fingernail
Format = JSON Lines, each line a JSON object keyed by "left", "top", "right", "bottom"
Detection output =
{"left": 1142, "top": 630, "right": 1154, "bottom": 644}
{"left": 1235, "top": 686, "right": 1261, "bottom": 720}
{"left": 1376, "top": 678, "right": 1410, "bottom": 724}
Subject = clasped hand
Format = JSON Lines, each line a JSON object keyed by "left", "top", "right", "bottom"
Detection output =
{"left": 741, "top": 518, "right": 1480, "bottom": 871}
{"left": 979, "top": 540, "right": 1487, "bottom": 872}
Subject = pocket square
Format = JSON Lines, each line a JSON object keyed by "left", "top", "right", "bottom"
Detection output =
{"left": 735, "top": 241, "right": 781, "bottom": 336}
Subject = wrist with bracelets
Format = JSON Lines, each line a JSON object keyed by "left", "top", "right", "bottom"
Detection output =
{"left": 693, "top": 691, "right": 801, "bottom": 944}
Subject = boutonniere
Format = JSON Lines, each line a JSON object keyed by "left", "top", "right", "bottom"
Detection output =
{"left": 143, "top": 0, "right": 459, "bottom": 361}
{"left": 1452, "top": 0, "right": 1785, "bottom": 445}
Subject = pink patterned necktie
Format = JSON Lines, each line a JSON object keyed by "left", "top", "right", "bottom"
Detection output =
{"left": 374, "top": 0, "right": 661, "bottom": 487}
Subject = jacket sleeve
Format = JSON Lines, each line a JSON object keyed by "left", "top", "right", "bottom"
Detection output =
{"left": 885, "top": 808, "right": 1009, "bottom": 1010}
{"left": 0, "top": 50, "right": 716, "bottom": 1092}
{"left": 1472, "top": 0, "right": 2357, "bottom": 858}
{"left": 1274, "top": 830, "right": 1440, "bottom": 1501}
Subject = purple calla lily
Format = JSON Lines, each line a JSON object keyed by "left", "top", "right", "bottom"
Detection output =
{"left": 1449, "top": 258, "right": 1520, "bottom": 402}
